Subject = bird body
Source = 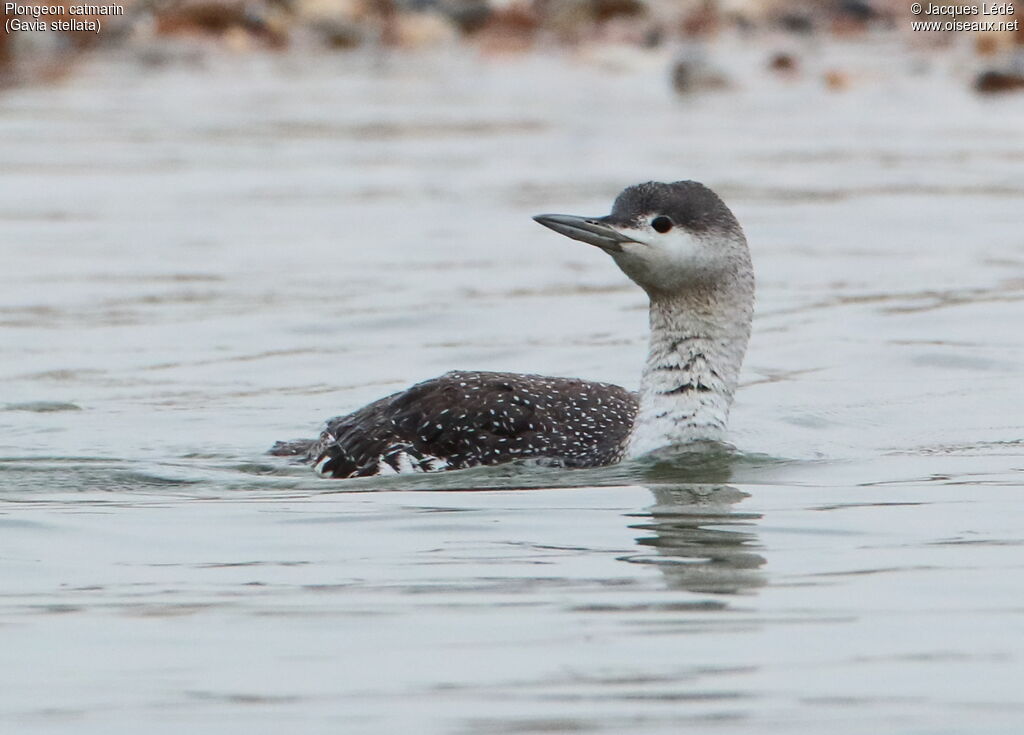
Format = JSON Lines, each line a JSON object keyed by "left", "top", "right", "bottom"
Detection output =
{"left": 307, "top": 371, "right": 637, "bottom": 478}
{"left": 276, "top": 181, "right": 755, "bottom": 479}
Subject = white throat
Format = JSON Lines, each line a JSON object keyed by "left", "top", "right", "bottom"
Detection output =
{"left": 626, "top": 278, "right": 754, "bottom": 458}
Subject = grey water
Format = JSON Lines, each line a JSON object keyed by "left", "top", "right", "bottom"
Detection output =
{"left": 3, "top": 40, "right": 1024, "bottom": 734}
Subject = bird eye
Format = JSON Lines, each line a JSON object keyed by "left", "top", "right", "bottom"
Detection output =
{"left": 651, "top": 216, "right": 674, "bottom": 233}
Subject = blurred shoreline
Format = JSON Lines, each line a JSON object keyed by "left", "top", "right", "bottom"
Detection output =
{"left": 2, "top": 0, "right": 1023, "bottom": 94}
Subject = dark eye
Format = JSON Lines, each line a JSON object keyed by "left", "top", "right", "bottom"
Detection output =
{"left": 651, "top": 216, "right": 673, "bottom": 233}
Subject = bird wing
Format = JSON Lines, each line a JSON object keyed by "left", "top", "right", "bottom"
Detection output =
{"left": 310, "top": 371, "right": 637, "bottom": 478}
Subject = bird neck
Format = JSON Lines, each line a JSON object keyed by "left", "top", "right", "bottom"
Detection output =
{"left": 626, "top": 279, "right": 753, "bottom": 458}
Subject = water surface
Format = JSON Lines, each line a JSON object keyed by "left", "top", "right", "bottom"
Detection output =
{"left": 3, "top": 40, "right": 1024, "bottom": 733}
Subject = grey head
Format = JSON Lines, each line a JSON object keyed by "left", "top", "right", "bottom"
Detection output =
{"left": 533, "top": 181, "right": 750, "bottom": 298}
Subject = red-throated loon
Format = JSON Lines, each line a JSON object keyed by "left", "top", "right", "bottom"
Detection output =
{"left": 272, "top": 180, "right": 754, "bottom": 478}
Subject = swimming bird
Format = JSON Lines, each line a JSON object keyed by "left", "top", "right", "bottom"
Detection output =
{"left": 274, "top": 180, "right": 754, "bottom": 478}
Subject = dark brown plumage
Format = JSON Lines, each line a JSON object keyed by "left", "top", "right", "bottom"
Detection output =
{"left": 305, "top": 371, "right": 637, "bottom": 478}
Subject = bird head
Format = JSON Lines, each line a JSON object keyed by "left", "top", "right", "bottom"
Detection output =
{"left": 534, "top": 181, "right": 749, "bottom": 298}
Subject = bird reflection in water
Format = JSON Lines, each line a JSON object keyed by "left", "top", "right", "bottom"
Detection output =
{"left": 621, "top": 449, "right": 767, "bottom": 595}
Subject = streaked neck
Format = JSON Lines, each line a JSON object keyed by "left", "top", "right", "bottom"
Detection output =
{"left": 626, "top": 280, "right": 753, "bottom": 458}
